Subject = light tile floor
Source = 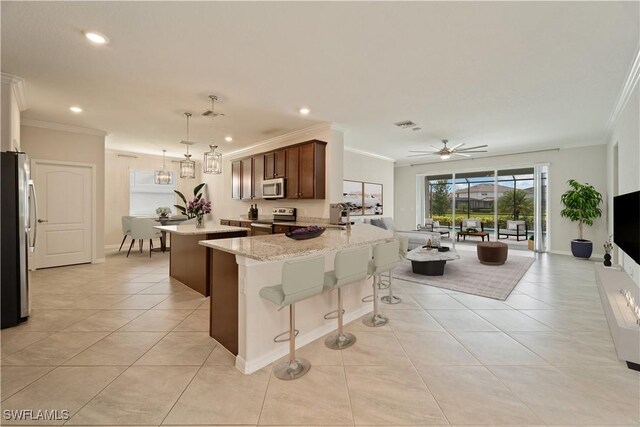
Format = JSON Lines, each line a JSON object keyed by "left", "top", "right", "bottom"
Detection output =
{"left": 1, "top": 249, "right": 639, "bottom": 426}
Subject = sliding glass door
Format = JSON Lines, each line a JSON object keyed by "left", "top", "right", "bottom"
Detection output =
{"left": 423, "top": 165, "right": 548, "bottom": 252}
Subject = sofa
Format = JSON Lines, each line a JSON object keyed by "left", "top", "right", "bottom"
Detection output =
{"left": 365, "top": 217, "right": 441, "bottom": 250}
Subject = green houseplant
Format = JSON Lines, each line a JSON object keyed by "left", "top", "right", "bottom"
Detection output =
{"left": 174, "top": 183, "right": 206, "bottom": 219}
{"left": 560, "top": 179, "right": 603, "bottom": 258}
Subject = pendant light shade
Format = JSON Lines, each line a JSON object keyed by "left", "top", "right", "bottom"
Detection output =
{"left": 154, "top": 149, "right": 173, "bottom": 184}
{"left": 179, "top": 113, "right": 196, "bottom": 179}
{"left": 203, "top": 95, "right": 223, "bottom": 175}
{"left": 204, "top": 145, "right": 222, "bottom": 175}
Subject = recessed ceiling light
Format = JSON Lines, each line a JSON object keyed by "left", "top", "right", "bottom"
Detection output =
{"left": 69, "top": 106, "right": 83, "bottom": 113}
{"left": 84, "top": 31, "right": 109, "bottom": 44}
{"left": 299, "top": 107, "right": 310, "bottom": 115}
{"left": 224, "top": 136, "right": 233, "bottom": 142}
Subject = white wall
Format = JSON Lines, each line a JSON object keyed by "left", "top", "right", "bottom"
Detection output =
{"left": 343, "top": 149, "right": 395, "bottom": 219}
{"left": 607, "top": 83, "right": 639, "bottom": 285}
{"left": 21, "top": 124, "right": 106, "bottom": 260}
{"left": 1, "top": 74, "right": 25, "bottom": 152}
{"left": 202, "top": 123, "right": 344, "bottom": 222}
{"left": 104, "top": 150, "right": 201, "bottom": 246}
{"left": 394, "top": 144, "right": 609, "bottom": 255}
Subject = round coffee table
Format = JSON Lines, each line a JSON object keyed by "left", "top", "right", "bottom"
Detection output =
{"left": 405, "top": 246, "right": 460, "bottom": 276}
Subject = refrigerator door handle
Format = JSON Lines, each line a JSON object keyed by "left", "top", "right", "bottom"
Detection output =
{"left": 28, "top": 180, "right": 38, "bottom": 253}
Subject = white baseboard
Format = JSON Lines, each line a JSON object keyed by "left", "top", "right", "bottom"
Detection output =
{"left": 236, "top": 305, "right": 371, "bottom": 375}
{"left": 548, "top": 250, "right": 604, "bottom": 259}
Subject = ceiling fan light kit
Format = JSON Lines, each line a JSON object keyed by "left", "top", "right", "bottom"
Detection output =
{"left": 408, "top": 139, "right": 489, "bottom": 161}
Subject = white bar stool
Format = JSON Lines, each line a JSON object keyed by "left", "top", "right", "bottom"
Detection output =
{"left": 380, "top": 235, "right": 408, "bottom": 304}
{"left": 323, "top": 246, "right": 371, "bottom": 350}
{"left": 259, "top": 255, "right": 325, "bottom": 380}
{"left": 363, "top": 239, "right": 400, "bottom": 327}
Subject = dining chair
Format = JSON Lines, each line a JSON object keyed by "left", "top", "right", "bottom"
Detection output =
{"left": 119, "top": 216, "right": 134, "bottom": 252}
{"left": 127, "top": 218, "right": 163, "bottom": 257}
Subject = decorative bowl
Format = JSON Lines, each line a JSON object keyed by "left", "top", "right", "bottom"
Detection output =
{"left": 285, "top": 226, "right": 326, "bottom": 240}
{"left": 437, "top": 246, "right": 450, "bottom": 252}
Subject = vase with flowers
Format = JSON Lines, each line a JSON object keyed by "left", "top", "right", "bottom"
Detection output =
{"left": 187, "top": 197, "right": 211, "bottom": 228}
{"left": 603, "top": 235, "right": 613, "bottom": 267}
{"left": 156, "top": 207, "right": 171, "bottom": 220}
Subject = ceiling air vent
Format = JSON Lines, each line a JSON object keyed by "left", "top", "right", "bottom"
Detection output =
{"left": 394, "top": 120, "right": 417, "bottom": 129}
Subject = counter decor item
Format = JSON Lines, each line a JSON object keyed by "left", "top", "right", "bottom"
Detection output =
{"left": 187, "top": 197, "right": 212, "bottom": 228}
{"left": 604, "top": 236, "right": 613, "bottom": 267}
{"left": 285, "top": 225, "right": 325, "bottom": 240}
{"left": 174, "top": 183, "right": 205, "bottom": 218}
{"left": 560, "top": 179, "right": 603, "bottom": 259}
{"left": 156, "top": 207, "right": 171, "bottom": 219}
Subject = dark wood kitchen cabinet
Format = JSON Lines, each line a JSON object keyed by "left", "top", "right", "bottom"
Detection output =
{"left": 241, "top": 158, "right": 253, "bottom": 200}
{"left": 264, "top": 149, "right": 286, "bottom": 179}
{"left": 252, "top": 154, "right": 264, "bottom": 199}
{"left": 286, "top": 141, "right": 326, "bottom": 199}
{"left": 231, "top": 160, "right": 241, "bottom": 200}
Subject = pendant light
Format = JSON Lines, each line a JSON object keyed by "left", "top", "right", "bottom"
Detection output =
{"left": 203, "top": 95, "right": 223, "bottom": 175}
{"left": 179, "top": 112, "right": 196, "bottom": 179}
{"left": 154, "top": 149, "right": 173, "bottom": 184}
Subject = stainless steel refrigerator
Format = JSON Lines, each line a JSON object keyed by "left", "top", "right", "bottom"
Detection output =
{"left": 1, "top": 151, "right": 37, "bottom": 328}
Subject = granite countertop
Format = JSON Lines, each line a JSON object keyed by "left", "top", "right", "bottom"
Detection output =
{"left": 199, "top": 224, "right": 395, "bottom": 261}
{"left": 154, "top": 223, "right": 247, "bottom": 235}
{"left": 228, "top": 217, "right": 344, "bottom": 229}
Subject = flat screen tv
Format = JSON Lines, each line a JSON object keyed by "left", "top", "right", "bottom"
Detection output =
{"left": 613, "top": 190, "right": 640, "bottom": 264}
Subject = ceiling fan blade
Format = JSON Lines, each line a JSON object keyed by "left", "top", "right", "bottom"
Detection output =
{"left": 450, "top": 142, "right": 465, "bottom": 150}
{"left": 456, "top": 150, "right": 487, "bottom": 153}
{"left": 430, "top": 145, "right": 443, "bottom": 150}
{"left": 407, "top": 153, "right": 439, "bottom": 158}
{"left": 452, "top": 153, "right": 471, "bottom": 157}
{"left": 456, "top": 144, "right": 488, "bottom": 151}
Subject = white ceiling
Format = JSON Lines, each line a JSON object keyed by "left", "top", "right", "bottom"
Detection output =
{"left": 2, "top": 1, "right": 638, "bottom": 162}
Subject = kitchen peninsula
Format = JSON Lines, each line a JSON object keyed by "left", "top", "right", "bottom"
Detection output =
{"left": 199, "top": 224, "right": 395, "bottom": 374}
{"left": 155, "top": 223, "right": 248, "bottom": 296}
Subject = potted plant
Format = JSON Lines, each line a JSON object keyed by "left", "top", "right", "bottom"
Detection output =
{"left": 174, "top": 183, "right": 205, "bottom": 219}
{"left": 528, "top": 235, "right": 534, "bottom": 251}
{"left": 155, "top": 207, "right": 171, "bottom": 219}
{"left": 560, "top": 179, "right": 603, "bottom": 259}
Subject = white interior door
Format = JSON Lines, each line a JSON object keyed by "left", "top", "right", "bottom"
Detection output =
{"left": 34, "top": 161, "right": 93, "bottom": 268}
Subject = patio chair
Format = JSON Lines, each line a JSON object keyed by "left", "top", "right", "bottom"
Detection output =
{"left": 497, "top": 220, "right": 528, "bottom": 241}
{"left": 423, "top": 218, "right": 451, "bottom": 238}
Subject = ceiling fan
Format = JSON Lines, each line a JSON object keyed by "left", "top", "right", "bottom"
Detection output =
{"left": 408, "top": 139, "right": 488, "bottom": 160}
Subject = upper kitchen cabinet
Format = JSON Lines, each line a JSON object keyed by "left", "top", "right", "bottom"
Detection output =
{"left": 264, "top": 149, "right": 286, "bottom": 179}
{"left": 231, "top": 160, "right": 241, "bottom": 200}
{"left": 286, "top": 140, "right": 326, "bottom": 199}
{"left": 252, "top": 154, "right": 264, "bottom": 199}
{"left": 240, "top": 158, "right": 253, "bottom": 200}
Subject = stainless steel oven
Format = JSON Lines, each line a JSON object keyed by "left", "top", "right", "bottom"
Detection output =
{"left": 262, "top": 178, "right": 285, "bottom": 199}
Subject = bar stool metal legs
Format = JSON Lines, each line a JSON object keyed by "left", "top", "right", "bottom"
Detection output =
{"left": 362, "top": 275, "right": 389, "bottom": 327}
{"left": 273, "top": 303, "right": 311, "bottom": 380}
{"left": 325, "top": 288, "right": 356, "bottom": 349}
{"left": 380, "top": 271, "right": 402, "bottom": 304}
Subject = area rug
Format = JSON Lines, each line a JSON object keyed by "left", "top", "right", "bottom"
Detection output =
{"left": 392, "top": 249, "right": 535, "bottom": 300}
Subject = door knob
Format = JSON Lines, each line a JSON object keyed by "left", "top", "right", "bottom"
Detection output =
{"left": 37, "top": 219, "right": 48, "bottom": 223}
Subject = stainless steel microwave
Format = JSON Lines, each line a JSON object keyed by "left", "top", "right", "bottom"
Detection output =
{"left": 263, "top": 178, "right": 285, "bottom": 199}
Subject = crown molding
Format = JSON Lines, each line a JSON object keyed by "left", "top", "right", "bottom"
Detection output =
{"left": 607, "top": 45, "right": 640, "bottom": 134}
{"left": 344, "top": 146, "right": 395, "bottom": 162}
{"left": 222, "top": 122, "right": 332, "bottom": 158}
{"left": 1, "top": 73, "right": 27, "bottom": 111}
{"left": 21, "top": 119, "right": 108, "bottom": 137}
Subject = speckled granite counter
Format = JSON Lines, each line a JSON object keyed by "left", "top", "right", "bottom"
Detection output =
{"left": 199, "top": 224, "right": 394, "bottom": 261}
{"left": 155, "top": 223, "right": 246, "bottom": 235}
